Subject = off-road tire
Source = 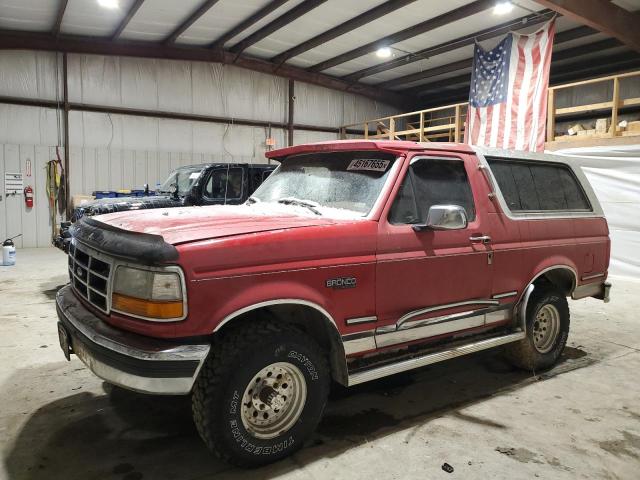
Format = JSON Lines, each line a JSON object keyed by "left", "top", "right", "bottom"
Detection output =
{"left": 192, "top": 320, "right": 330, "bottom": 468}
{"left": 504, "top": 286, "right": 570, "bottom": 371}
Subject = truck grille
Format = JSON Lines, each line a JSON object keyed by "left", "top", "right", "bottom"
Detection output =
{"left": 68, "top": 241, "right": 113, "bottom": 313}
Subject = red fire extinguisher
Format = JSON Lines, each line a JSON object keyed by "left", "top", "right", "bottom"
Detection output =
{"left": 24, "top": 186, "right": 34, "bottom": 208}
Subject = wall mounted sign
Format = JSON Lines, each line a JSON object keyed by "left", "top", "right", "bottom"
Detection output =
{"left": 5, "top": 172, "right": 23, "bottom": 194}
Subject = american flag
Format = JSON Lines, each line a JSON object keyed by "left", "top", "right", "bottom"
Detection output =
{"left": 465, "top": 20, "right": 556, "bottom": 152}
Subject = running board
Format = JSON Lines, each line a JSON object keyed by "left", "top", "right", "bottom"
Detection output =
{"left": 347, "top": 331, "right": 526, "bottom": 386}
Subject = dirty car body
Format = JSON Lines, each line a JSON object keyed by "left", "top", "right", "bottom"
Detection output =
{"left": 55, "top": 140, "right": 611, "bottom": 466}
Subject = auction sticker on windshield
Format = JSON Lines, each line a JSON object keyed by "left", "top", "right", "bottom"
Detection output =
{"left": 347, "top": 159, "right": 390, "bottom": 172}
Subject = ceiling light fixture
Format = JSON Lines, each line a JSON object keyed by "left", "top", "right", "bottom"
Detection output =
{"left": 97, "top": 0, "right": 119, "bottom": 9}
{"left": 376, "top": 47, "right": 392, "bottom": 58}
{"left": 493, "top": 1, "right": 514, "bottom": 15}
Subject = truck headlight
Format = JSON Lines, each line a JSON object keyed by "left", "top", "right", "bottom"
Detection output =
{"left": 112, "top": 266, "right": 186, "bottom": 321}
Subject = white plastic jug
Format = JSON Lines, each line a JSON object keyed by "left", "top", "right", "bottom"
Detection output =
{"left": 2, "top": 238, "right": 17, "bottom": 266}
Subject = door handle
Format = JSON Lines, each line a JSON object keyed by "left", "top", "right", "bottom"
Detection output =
{"left": 470, "top": 235, "right": 491, "bottom": 244}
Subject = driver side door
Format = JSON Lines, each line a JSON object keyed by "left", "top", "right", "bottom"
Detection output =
{"left": 375, "top": 153, "right": 498, "bottom": 349}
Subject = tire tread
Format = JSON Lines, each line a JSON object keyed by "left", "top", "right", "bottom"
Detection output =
{"left": 192, "top": 319, "right": 328, "bottom": 467}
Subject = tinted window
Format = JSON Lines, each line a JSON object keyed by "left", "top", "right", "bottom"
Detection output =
{"left": 488, "top": 158, "right": 591, "bottom": 212}
{"left": 389, "top": 158, "right": 476, "bottom": 224}
{"left": 205, "top": 168, "right": 244, "bottom": 200}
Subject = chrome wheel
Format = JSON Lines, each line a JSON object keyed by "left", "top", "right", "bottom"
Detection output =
{"left": 532, "top": 304, "right": 560, "bottom": 353}
{"left": 240, "top": 362, "right": 307, "bottom": 440}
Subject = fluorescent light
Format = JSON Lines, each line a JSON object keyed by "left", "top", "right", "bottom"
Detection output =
{"left": 493, "top": 1, "right": 513, "bottom": 14}
{"left": 98, "top": 0, "right": 119, "bottom": 9}
{"left": 376, "top": 47, "right": 392, "bottom": 58}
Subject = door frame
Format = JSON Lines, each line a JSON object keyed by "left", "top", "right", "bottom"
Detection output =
{"left": 373, "top": 151, "right": 507, "bottom": 350}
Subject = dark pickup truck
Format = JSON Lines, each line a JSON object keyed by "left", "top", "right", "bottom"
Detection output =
{"left": 54, "top": 162, "right": 275, "bottom": 251}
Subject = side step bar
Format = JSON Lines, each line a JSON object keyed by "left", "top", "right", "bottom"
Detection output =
{"left": 347, "top": 331, "right": 526, "bottom": 386}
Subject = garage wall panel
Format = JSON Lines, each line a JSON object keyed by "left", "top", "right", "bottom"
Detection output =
{"left": 0, "top": 144, "right": 57, "bottom": 249}
{"left": 109, "top": 149, "right": 123, "bottom": 191}
{"left": 157, "top": 60, "right": 192, "bottom": 113}
{"left": 95, "top": 148, "right": 110, "bottom": 191}
{"left": 0, "top": 146, "right": 6, "bottom": 244}
{"left": 19, "top": 145, "right": 37, "bottom": 249}
{"left": 0, "top": 50, "right": 59, "bottom": 101}
{"left": 120, "top": 57, "right": 159, "bottom": 110}
{"left": 35, "top": 146, "right": 54, "bottom": 247}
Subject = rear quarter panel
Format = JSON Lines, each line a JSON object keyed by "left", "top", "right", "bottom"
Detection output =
{"left": 474, "top": 147, "right": 610, "bottom": 291}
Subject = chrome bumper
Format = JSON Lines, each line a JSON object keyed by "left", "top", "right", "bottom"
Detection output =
{"left": 56, "top": 285, "right": 210, "bottom": 395}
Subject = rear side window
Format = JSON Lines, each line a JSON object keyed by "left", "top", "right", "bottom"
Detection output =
{"left": 487, "top": 158, "right": 591, "bottom": 212}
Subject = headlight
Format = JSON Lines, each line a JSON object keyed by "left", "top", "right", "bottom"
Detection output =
{"left": 112, "top": 266, "right": 185, "bottom": 321}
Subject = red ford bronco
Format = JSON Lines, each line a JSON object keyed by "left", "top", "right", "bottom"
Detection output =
{"left": 56, "top": 140, "right": 611, "bottom": 467}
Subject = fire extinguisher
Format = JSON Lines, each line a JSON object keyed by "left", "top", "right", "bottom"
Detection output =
{"left": 24, "top": 186, "right": 34, "bottom": 208}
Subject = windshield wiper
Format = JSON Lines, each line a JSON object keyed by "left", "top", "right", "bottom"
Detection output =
{"left": 277, "top": 197, "right": 322, "bottom": 216}
{"left": 247, "top": 196, "right": 260, "bottom": 205}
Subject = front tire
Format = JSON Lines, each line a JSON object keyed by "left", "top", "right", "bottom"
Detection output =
{"left": 505, "top": 285, "right": 570, "bottom": 371}
{"left": 192, "top": 320, "right": 330, "bottom": 467}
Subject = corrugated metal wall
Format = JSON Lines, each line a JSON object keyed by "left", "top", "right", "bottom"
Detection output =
{"left": 0, "top": 50, "right": 398, "bottom": 247}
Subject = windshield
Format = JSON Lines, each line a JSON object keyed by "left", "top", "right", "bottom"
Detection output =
{"left": 251, "top": 151, "right": 397, "bottom": 216}
{"left": 158, "top": 167, "right": 204, "bottom": 196}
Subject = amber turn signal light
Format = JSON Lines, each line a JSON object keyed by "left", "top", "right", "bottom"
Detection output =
{"left": 112, "top": 293, "right": 183, "bottom": 320}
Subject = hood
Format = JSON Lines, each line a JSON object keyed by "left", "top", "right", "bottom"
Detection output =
{"left": 76, "top": 195, "right": 178, "bottom": 215}
{"left": 93, "top": 204, "right": 355, "bottom": 245}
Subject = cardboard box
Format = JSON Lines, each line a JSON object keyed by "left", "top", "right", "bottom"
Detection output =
{"left": 567, "top": 123, "right": 584, "bottom": 136}
{"left": 595, "top": 118, "right": 610, "bottom": 134}
{"left": 627, "top": 121, "right": 640, "bottom": 132}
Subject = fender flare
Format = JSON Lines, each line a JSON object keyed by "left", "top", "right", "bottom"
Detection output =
{"left": 213, "top": 298, "right": 349, "bottom": 385}
{"left": 516, "top": 264, "right": 578, "bottom": 332}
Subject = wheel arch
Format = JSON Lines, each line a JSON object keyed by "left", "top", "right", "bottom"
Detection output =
{"left": 213, "top": 299, "right": 348, "bottom": 386}
{"left": 515, "top": 264, "right": 578, "bottom": 330}
{"left": 530, "top": 264, "right": 578, "bottom": 296}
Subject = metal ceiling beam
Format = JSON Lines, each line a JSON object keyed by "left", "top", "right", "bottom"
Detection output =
{"left": 417, "top": 51, "right": 640, "bottom": 106}
{"left": 271, "top": 0, "right": 417, "bottom": 65}
{"left": 534, "top": 0, "right": 640, "bottom": 52}
{"left": 229, "top": 0, "right": 327, "bottom": 55}
{"left": 552, "top": 37, "right": 621, "bottom": 61}
{"left": 344, "top": 9, "right": 555, "bottom": 82}
{"left": 209, "top": 0, "right": 289, "bottom": 49}
{"left": 380, "top": 58, "right": 473, "bottom": 90}
{"left": 52, "top": 0, "right": 68, "bottom": 37}
{"left": 111, "top": 0, "right": 145, "bottom": 40}
{"left": 0, "top": 95, "right": 364, "bottom": 134}
{"left": 388, "top": 24, "right": 606, "bottom": 91}
{"left": 553, "top": 25, "right": 595, "bottom": 43}
{"left": 163, "top": 0, "right": 221, "bottom": 45}
{"left": 307, "top": 0, "right": 494, "bottom": 73}
{"left": 0, "top": 30, "right": 413, "bottom": 109}
{"left": 408, "top": 38, "right": 623, "bottom": 97}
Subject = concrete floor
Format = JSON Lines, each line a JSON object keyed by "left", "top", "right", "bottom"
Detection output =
{"left": 1, "top": 248, "right": 639, "bottom": 480}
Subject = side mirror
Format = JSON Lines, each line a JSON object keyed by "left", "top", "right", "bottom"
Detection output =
{"left": 412, "top": 204, "right": 468, "bottom": 232}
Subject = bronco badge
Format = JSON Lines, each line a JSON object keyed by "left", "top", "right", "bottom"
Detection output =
{"left": 325, "top": 277, "right": 356, "bottom": 289}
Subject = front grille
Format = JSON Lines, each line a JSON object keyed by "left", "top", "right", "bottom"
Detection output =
{"left": 68, "top": 241, "right": 113, "bottom": 313}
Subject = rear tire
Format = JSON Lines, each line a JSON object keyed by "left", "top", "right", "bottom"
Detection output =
{"left": 505, "top": 286, "right": 570, "bottom": 371}
{"left": 192, "top": 320, "right": 330, "bottom": 468}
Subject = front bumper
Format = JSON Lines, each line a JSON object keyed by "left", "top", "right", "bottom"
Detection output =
{"left": 56, "top": 285, "right": 210, "bottom": 395}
